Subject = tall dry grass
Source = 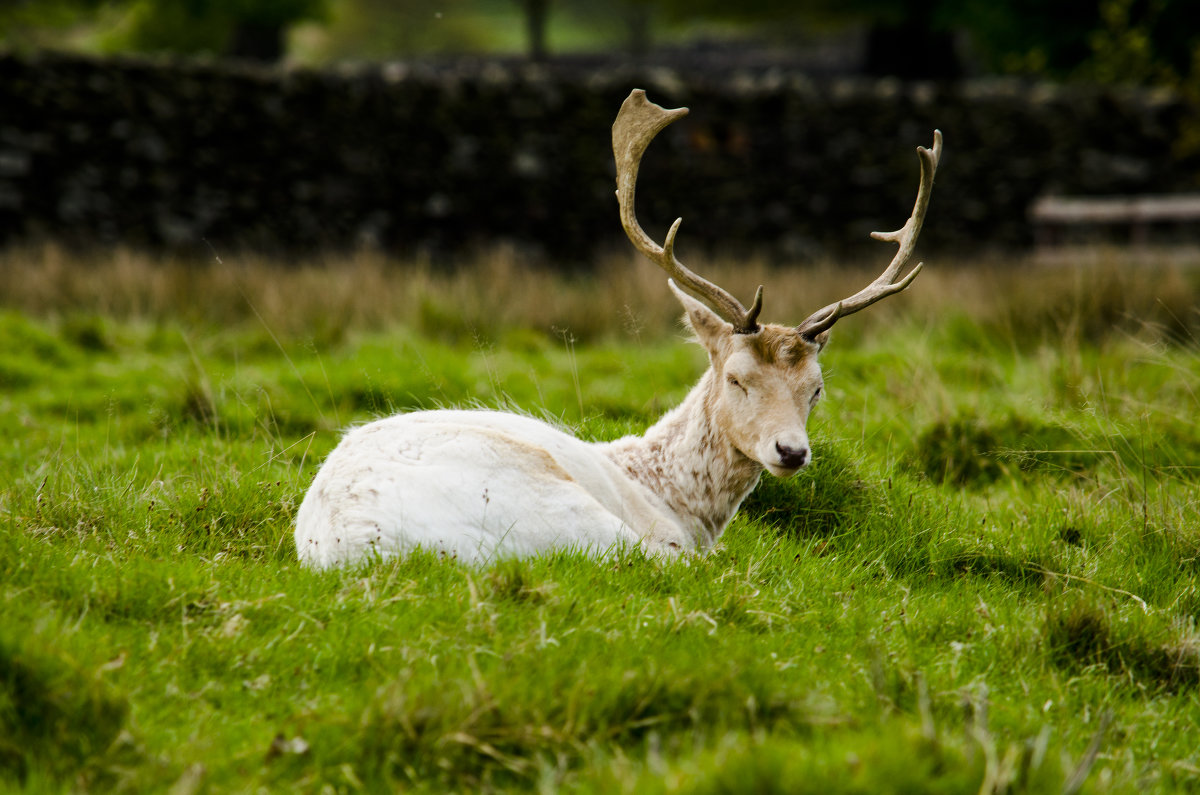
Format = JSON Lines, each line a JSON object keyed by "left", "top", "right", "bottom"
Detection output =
{"left": 1, "top": 243, "right": 1198, "bottom": 346}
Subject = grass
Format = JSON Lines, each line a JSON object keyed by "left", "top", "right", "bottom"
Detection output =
{"left": 2, "top": 244, "right": 1200, "bottom": 792}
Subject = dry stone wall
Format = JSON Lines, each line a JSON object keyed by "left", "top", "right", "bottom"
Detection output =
{"left": 1, "top": 51, "right": 1196, "bottom": 263}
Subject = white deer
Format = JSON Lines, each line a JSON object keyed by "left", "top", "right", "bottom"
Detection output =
{"left": 295, "top": 90, "right": 941, "bottom": 568}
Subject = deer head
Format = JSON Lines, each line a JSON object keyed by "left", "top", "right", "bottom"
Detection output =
{"left": 613, "top": 89, "right": 941, "bottom": 476}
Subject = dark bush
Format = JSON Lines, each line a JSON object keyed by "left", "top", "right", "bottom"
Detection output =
{"left": 2, "top": 51, "right": 1197, "bottom": 261}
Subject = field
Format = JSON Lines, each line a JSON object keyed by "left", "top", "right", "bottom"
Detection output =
{"left": 2, "top": 244, "right": 1200, "bottom": 792}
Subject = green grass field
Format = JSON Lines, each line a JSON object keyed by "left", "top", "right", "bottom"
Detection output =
{"left": 2, "top": 246, "right": 1199, "bottom": 792}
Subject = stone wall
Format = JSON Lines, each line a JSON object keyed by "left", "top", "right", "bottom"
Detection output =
{"left": 1, "top": 50, "right": 1196, "bottom": 263}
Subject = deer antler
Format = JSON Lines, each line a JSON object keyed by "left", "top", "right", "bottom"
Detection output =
{"left": 796, "top": 130, "right": 943, "bottom": 341}
{"left": 613, "top": 89, "right": 764, "bottom": 334}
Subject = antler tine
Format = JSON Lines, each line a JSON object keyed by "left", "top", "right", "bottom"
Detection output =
{"left": 797, "top": 130, "right": 943, "bottom": 341}
{"left": 614, "top": 89, "right": 763, "bottom": 334}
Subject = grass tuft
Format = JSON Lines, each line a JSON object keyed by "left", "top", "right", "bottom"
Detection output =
{"left": 740, "top": 443, "right": 878, "bottom": 539}
{"left": 317, "top": 646, "right": 813, "bottom": 790}
{"left": 1045, "top": 598, "right": 1200, "bottom": 691}
{"left": 911, "top": 413, "right": 1106, "bottom": 487}
{"left": 0, "top": 633, "right": 132, "bottom": 786}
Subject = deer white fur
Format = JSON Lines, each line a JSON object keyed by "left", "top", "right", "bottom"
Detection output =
{"left": 295, "top": 90, "right": 941, "bottom": 568}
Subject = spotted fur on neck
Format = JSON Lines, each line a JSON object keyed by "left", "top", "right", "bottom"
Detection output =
{"left": 600, "top": 322, "right": 820, "bottom": 548}
{"left": 601, "top": 370, "right": 761, "bottom": 546}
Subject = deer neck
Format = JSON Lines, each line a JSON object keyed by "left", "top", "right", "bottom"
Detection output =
{"left": 600, "top": 369, "right": 763, "bottom": 548}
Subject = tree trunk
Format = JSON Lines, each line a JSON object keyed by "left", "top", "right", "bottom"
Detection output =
{"left": 626, "top": 4, "right": 652, "bottom": 61}
{"left": 523, "top": 0, "right": 550, "bottom": 62}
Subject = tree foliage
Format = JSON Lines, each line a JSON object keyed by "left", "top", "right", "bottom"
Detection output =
{"left": 0, "top": 0, "right": 328, "bottom": 60}
{"left": 112, "top": 0, "right": 328, "bottom": 60}
{"left": 0, "top": 0, "right": 110, "bottom": 50}
{"left": 1, "top": 0, "right": 1198, "bottom": 84}
{"left": 298, "top": 0, "right": 519, "bottom": 62}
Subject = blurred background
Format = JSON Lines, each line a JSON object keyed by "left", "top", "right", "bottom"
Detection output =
{"left": 1, "top": 0, "right": 1198, "bottom": 264}
{"left": 3, "top": 0, "right": 1198, "bottom": 78}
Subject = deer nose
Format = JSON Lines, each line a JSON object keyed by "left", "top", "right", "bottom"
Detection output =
{"left": 775, "top": 442, "right": 809, "bottom": 469}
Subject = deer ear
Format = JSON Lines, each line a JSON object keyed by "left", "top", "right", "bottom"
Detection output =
{"left": 669, "top": 279, "right": 731, "bottom": 355}
{"left": 808, "top": 328, "right": 831, "bottom": 352}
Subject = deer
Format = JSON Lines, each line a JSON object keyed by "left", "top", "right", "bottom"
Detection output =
{"left": 294, "top": 89, "right": 941, "bottom": 569}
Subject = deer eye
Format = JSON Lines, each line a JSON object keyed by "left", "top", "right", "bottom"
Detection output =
{"left": 727, "top": 375, "right": 747, "bottom": 394}
{"left": 811, "top": 386, "right": 823, "bottom": 404}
